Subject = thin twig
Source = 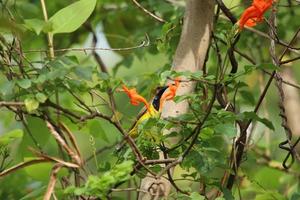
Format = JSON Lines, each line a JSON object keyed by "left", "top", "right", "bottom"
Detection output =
{"left": 46, "top": 121, "right": 82, "bottom": 165}
{"left": 280, "top": 56, "right": 300, "bottom": 65}
{"left": 59, "top": 122, "right": 83, "bottom": 164}
{"left": 39, "top": 0, "right": 54, "bottom": 59}
{"left": 43, "top": 164, "right": 62, "bottom": 200}
{"left": 111, "top": 188, "right": 149, "bottom": 194}
{"left": 29, "top": 148, "right": 79, "bottom": 168}
{"left": 0, "top": 158, "right": 48, "bottom": 177}
{"left": 131, "top": 0, "right": 166, "bottom": 23}
{"left": 0, "top": 101, "right": 24, "bottom": 107}
{"left": 20, "top": 36, "right": 150, "bottom": 54}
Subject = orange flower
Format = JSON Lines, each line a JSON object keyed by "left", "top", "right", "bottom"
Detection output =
{"left": 159, "top": 78, "right": 180, "bottom": 110}
{"left": 238, "top": 0, "right": 274, "bottom": 29}
{"left": 122, "top": 85, "right": 150, "bottom": 112}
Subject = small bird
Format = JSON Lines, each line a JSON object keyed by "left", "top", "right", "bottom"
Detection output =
{"left": 116, "top": 78, "right": 180, "bottom": 150}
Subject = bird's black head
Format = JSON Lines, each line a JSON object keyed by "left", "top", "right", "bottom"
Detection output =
{"left": 152, "top": 86, "right": 168, "bottom": 111}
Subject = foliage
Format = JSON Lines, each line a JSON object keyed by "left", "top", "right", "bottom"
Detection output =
{"left": 65, "top": 160, "right": 133, "bottom": 199}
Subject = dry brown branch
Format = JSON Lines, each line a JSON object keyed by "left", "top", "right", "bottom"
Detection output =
{"left": 43, "top": 164, "right": 62, "bottom": 200}
{"left": 46, "top": 121, "right": 82, "bottom": 165}
{"left": 111, "top": 188, "right": 149, "bottom": 194}
{"left": 29, "top": 148, "right": 80, "bottom": 168}
{"left": 59, "top": 122, "right": 83, "bottom": 164}
{"left": 0, "top": 101, "right": 24, "bottom": 107}
{"left": 0, "top": 158, "right": 48, "bottom": 177}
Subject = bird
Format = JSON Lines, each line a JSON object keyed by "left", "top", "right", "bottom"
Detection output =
{"left": 116, "top": 78, "right": 180, "bottom": 150}
{"left": 126, "top": 85, "right": 168, "bottom": 138}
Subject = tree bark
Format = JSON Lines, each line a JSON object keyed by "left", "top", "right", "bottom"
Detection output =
{"left": 281, "top": 68, "right": 300, "bottom": 139}
{"left": 138, "top": 1, "right": 214, "bottom": 199}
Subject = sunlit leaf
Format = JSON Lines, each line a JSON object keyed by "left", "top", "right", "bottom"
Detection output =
{"left": 24, "top": 98, "right": 39, "bottom": 112}
{"left": 46, "top": 0, "right": 97, "bottom": 34}
{"left": 0, "top": 129, "right": 23, "bottom": 145}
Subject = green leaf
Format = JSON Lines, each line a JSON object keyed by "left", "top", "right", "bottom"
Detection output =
{"left": 200, "top": 127, "right": 214, "bottom": 140}
{"left": 19, "top": 186, "right": 47, "bottom": 200}
{"left": 65, "top": 160, "right": 133, "bottom": 198}
{"left": 17, "top": 79, "right": 32, "bottom": 89}
{"left": 73, "top": 66, "right": 93, "bottom": 80}
{"left": 89, "top": 120, "right": 109, "bottom": 143}
{"left": 0, "top": 129, "right": 23, "bottom": 145}
{"left": 257, "top": 63, "right": 280, "bottom": 71}
{"left": 0, "top": 81, "right": 15, "bottom": 96}
{"left": 223, "top": 188, "right": 234, "bottom": 200}
{"left": 189, "top": 192, "right": 205, "bottom": 200}
{"left": 240, "top": 90, "right": 255, "bottom": 105}
{"left": 291, "top": 192, "right": 300, "bottom": 200}
{"left": 240, "top": 112, "right": 275, "bottom": 130}
{"left": 214, "top": 123, "right": 237, "bottom": 137}
{"left": 255, "top": 191, "right": 285, "bottom": 200}
{"left": 190, "top": 71, "right": 203, "bottom": 79}
{"left": 24, "top": 19, "right": 45, "bottom": 35}
{"left": 46, "top": 0, "right": 97, "bottom": 34}
{"left": 24, "top": 98, "right": 39, "bottom": 112}
{"left": 35, "top": 93, "right": 47, "bottom": 103}
{"left": 182, "top": 150, "right": 210, "bottom": 174}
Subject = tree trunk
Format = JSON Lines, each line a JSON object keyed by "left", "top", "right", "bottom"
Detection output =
{"left": 281, "top": 68, "right": 300, "bottom": 144}
{"left": 138, "top": 1, "right": 214, "bottom": 199}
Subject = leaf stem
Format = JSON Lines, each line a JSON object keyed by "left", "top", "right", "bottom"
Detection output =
{"left": 40, "top": 0, "right": 55, "bottom": 59}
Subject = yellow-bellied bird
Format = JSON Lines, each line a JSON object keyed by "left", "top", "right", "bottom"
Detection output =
{"left": 117, "top": 78, "right": 180, "bottom": 149}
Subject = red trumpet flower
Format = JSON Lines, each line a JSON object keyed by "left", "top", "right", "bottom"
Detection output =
{"left": 238, "top": 0, "right": 274, "bottom": 29}
{"left": 159, "top": 77, "right": 180, "bottom": 110}
{"left": 122, "top": 85, "right": 150, "bottom": 112}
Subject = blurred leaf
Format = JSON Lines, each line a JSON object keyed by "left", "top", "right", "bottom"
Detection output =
{"left": 200, "top": 127, "right": 214, "bottom": 140}
{"left": 65, "top": 160, "right": 133, "bottom": 198}
{"left": 73, "top": 66, "right": 93, "bottom": 81}
{"left": 240, "top": 112, "right": 275, "bottom": 130}
{"left": 240, "top": 90, "right": 255, "bottom": 105}
{"left": 255, "top": 191, "right": 285, "bottom": 200}
{"left": 291, "top": 192, "right": 300, "bottom": 200}
{"left": 0, "top": 81, "right": 15, "bottom": 96}
{"left": 19, "top": 186, "right": 46, "bottom": 200}
{"left": 257, "top": 63, "right": 280, "bottom": 71}
{"left": 24, "top": 19, "right": 45, "bottom": 35}
{"left": 24, "top": 157, "right": 68, "bottom": 182}
{"left": 23, "top": 158, "right": 52, "bottom": 182}
{"left": 89, "top": 120, "right": 109, "bottom": 143}
{"left": 0, "top": 129, "right": 23, "bottom": 146}
{"left": 223, "top": 188, "right": 234, "bottom": 200}
{"left": 35, "top": 93, "right": 47, "bottom": 103}
{"left": 182, "top": 150, "right": 210, "bottom": 174}
{"left": 46, "top": 0, "right": 97, "bottom": 34}
{"left": 24, "top": 98, "right": 39, "bottom": 112}
{"left": 17, "top": 79, "right": 32, "bottom": 89}
{"left": 214, "top": 123, "right": 236, "bottom": 137}
{"left": 189, "top": 192, "right": 205, "bottom": 200}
